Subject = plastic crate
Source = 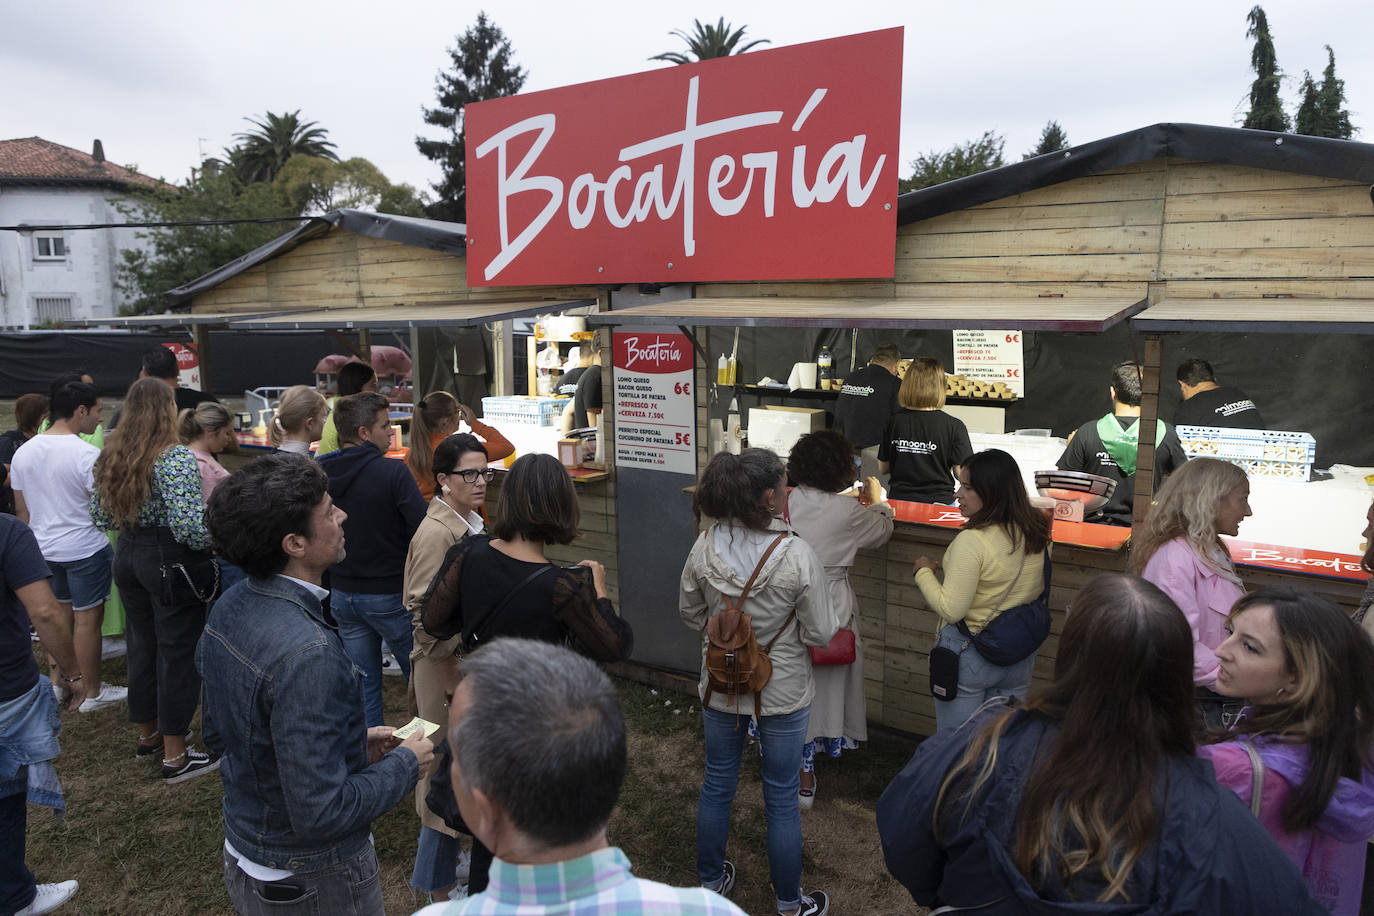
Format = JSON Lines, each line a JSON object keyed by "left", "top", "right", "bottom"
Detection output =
{"left": 481, "top": 396, "right": 567, "bottom": 427}
{"left": 1176, "top": 426, "right": 1315, "bottom": 480}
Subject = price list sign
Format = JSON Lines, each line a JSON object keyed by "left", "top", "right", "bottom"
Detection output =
{"left": 611, "top": 329, "right": 696, "bottom": 474}
{"left": 953, "top": 329, "right": 1025, "bottom": 396}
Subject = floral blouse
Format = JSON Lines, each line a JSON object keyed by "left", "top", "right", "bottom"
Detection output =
{"left": 91, "top": 445, "right": 210, "bottom": 551}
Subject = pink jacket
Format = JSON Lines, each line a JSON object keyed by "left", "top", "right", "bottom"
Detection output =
{"left": 1141, "top": 537, "right": 1243, "bottom": 686}
{"left": 1202, "top": 739, "right": 1374, "bottom": 916}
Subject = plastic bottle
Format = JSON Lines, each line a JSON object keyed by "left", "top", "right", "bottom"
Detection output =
{"left": 818, "top": 345, "right": 833, "bottom": 382}
{"left": 727, "top": 354, "right": 738, "bottom": 384}
{"left": 726, "top": 398, "right": 743, "bottom": 455}
{"left": 717, "top": 353, "right": 729, "bottom": 384}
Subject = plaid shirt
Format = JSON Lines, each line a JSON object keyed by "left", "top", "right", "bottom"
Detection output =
{"left": 413, "top": 847, "right": 745, "bottom": 916}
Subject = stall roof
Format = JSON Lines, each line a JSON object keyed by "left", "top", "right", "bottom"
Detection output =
{"left": 72, "top": 309, "right": 307, "bottom": 328}
{"left": 1133, "top": 298, "right": 1374, "bottom": 335}
{"left": 225, "top": 297, "right": 596, "bottom": 330}
{"left": 165, "top": 209, "right": 466, "bottom": 307}
{"left": 586, "top": 293, "right": 1149, "bottom": 332}
{"left": 897, "top": 122, "right": 1374, "bottom": 226}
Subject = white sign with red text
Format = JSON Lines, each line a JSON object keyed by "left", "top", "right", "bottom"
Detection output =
{"left": 953, "top": 329, "right": 1024, "bottom": 396}
{"left": 612, "top": 330, "right": 696, "bottom": 474}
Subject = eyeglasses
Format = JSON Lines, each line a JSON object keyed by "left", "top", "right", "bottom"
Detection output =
{"left": 445, "top": 468, "right": 497, "bottom": 484}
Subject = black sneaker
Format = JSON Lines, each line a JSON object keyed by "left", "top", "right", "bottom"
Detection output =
{"left": 135, "top": 734, "right": 164, "bottom": 762}
{"left": 782, "top": 891, "right": 828, "bottom": 916}
{"left": 713, "top": 861, "right": 735, "bottom": 898}
{"left": 162, "top": 748, "right": 221, "bottom": 784}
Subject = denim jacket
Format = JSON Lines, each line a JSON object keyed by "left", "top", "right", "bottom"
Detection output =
{"left": 196, "top": 574, "right": 419, "bottom": 872}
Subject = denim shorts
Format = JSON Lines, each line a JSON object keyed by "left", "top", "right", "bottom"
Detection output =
{"left": 47, "top": 544, "right": 113, "bottom": 611}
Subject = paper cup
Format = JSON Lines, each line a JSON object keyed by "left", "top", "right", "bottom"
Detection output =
{"left": 797, "top": 362, "right": 818, "bottom": 388}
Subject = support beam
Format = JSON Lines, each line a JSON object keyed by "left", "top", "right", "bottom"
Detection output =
{"left": 193, "top": 324, "right": 214, "bottom": 395}
{"left": 1130, "top": 334, "right": 1163, "bottom": 531}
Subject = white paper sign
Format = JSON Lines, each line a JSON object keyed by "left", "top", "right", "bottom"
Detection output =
{"left": 953, "top": 330, "right": 1025, "bottom": 396}
{"left": 611, "top": 329, "right": 696, "bottom": 474}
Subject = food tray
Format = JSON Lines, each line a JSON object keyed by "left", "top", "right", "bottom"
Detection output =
{"left": 1176, "top": 426, "right": 1315, "bottom": 480}
{"left": 481, "top": 396, "right": 567, "bottom": 427}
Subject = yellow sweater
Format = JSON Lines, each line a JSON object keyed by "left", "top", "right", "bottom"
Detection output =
{"left": 914, "top": 526, "right": 1046, "bottom": 633}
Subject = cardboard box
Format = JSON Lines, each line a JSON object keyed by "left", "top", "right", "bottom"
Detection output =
{"left": 748, "top": 406, "right": 825, "bottom": 457}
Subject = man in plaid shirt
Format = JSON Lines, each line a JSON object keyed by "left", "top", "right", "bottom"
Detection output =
{"left": 413, "top": 638, "right": 743, "bottom": 916}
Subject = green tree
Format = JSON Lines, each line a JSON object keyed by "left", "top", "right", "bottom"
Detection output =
{"left": 116, "top": 169, "right": 297, "bottom": 314}
{"left": 228, "top": 110, "right": 338, "bottom": 184}
{"left": 1295, "top": 71, "right": 1322, "bottom": 136}
{"left": 1242, "top": 6, "right": 1290, "bottom": 132}
{"left": 1314, "top": 46, "right": 1355, "bottom": 138}
{"left": 1023, "top": 121, "right": 1070, "bottom": 160}
{"left": 900, "top": 131, "right": 1006, "bottom": 193}
{"left": 416, "top": 12, "right": 528, "bottom": 223}
{"left": 649, "top": 17, "right": 769, "bottom": 64}
{"left": 273, "top": 155, "right": 427, "bottom": 216}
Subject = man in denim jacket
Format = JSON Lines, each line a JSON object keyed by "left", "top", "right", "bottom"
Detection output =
{"left": 197, "top": 454, "right": 434, "bottom": 915}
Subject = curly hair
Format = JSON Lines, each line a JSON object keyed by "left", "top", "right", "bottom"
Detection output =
{"left": 788, "top": 429, "right": 855, "bottom": 494}
{"left": 94, "top": 378, "right": 178, "bottom": 529}
{"left": 693, "top": 448, "right": 784, "bottom": 531}
{"left": 1129, "top": 457, "right": 1247, "bottom": 579}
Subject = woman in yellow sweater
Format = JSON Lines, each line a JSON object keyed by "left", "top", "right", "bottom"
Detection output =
{"left": 914, "top": 449, "right": 1051, "bottom": 731}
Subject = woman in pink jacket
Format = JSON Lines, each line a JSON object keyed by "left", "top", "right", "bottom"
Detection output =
{"left": 1200, "top": 586, "right": 1374, "bottom": 915}
{"left": 1130, "top": 457, "right": 1252, "bottom": 728}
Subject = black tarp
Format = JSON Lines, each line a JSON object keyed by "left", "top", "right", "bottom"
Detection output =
{"left": 0, "top": 330, "right": 364, "bottom": 398}
{"left": 707, "top": 324, "right": 1374, "bottom": 468}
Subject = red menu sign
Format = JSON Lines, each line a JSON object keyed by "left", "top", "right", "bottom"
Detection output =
{"left": 464, "top": 28, "right": 902, "bottom": 286}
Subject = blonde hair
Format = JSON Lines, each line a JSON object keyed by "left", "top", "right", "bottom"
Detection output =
{"left": 407, "top": 390, "right": 461, "bottom": 485}
{"left": 899, "top": 357, "right": 946, "bottom": 409}
{"left": 95, "top": 377, "right": 178, "bottom": 529}
{"left": 1129, "top": 457, "right": 1248, "bottom": 579}
{"left": 178, "top": 402, "right": 232, "bottom": 445}
{"left": 270, "top": 385, "right": 328, "bottom": 446}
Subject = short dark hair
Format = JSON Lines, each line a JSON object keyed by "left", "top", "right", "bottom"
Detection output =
{"left": 788, "top": 429, "right": 855, "bottom": 493}
{"left": 1110, "top": 361, "right": 1143, "bottom": 407}
{"left": 206, "top": 454, "right": 329, "bottom": 577}
{"left": 433, "top": 433, "right": 488, "bottom": 479}
{"left": 336, "top": 360, "right": 377, "bottom": 396}
{"left": 454, "top": 638, "right": 626, "bottom": 847}
{"left": 50, "top": 381, "right": 99, "bottom": 420}
{"left": 871, "top": 343, "right": 901, "bottom": 364}
{"left": 334, "top": 392, "right": 390, "bottom": 446}
{"left": 1175, "top": 358, "right": 1216, "bottom": 386}
{"left": 491, "top": 453, "right": 579, "bottom": 545}
{"left": 693, "top": 448, "right": 784, "bottom": 531}
{"left": 142, "top": 345, "right": 178, "bottom": 380}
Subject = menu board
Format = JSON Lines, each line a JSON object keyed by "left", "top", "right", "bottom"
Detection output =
{"left": 611, "top": 329, "right": 696, "bottom": 474}
{"left": 953, "top": 330, "right": 1025, "bottom": 396}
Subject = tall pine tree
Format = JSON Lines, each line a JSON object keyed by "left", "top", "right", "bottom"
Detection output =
{"left": 416, "top": 12, "right": 527, "bottom": 223}
{"left": 1242, "top": 6, "right": 1290, "bottom": 132}
{"left": 1023, "top": 121, "right": 1070, "bottom": 160}
{"left": 1314, "top": 46, "right": 1355, "bottom": 139}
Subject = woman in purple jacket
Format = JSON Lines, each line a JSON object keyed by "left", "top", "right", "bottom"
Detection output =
{"left": 1201, "top": 586, "right": 1374, "bottom": 915}
{"left": 1130, "top": 457, "right": 1252, "bottom": 727}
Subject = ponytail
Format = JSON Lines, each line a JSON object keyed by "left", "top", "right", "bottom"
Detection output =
{"left": 407, "top": 391, "right": 461, "bottom": 483}
{"left": 178, "top": 402, "right": 232, "bottom": 446}
{"left": 270, "top": 385, "right": 328, "bottom": 446}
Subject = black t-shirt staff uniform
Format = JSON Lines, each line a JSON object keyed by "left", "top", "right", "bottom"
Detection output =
{"left": 557, "top": 366, "right": 588, "bottom": 398}
{"left": 1174, "top": 386, "right": 1265, "bottom": 430}
{"left": 878, "top": 409, "right": 973, "bottom": 505}
{"left": 1056, "top": 416, "right": 1188, "bottom": 526}
{"left": 834, "top": 364, "right": 901, "bottom": 450}
{"left": 573, "top": 365, "right": 602, "bottom": 429}
{"left": 0, "top": 516, "right": 50, "bottom": 701}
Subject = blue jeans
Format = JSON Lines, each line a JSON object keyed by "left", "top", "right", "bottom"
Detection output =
{"left": 46, "top": 543, "right": 113, "bottom": 610}
{"left": 411, "top": 825, "right": 461, "bottom": 893}
{"left": 223, "top": 841, "right": 382, "bottom": 915}
{"left": 933, "top": 623, "right": 1037, "bottom": 732}
{"left": 329, "top": 590, "right": 410, "bottom": 728}
{"left": 698, "top": 705, "right": 810, "bottom": 913}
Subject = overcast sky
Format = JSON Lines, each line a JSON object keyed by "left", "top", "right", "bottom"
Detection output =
{"left": 4, "top": 0, "right": 1371, "bottom": 197}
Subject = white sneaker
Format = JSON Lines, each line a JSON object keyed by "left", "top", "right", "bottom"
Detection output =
{"left": 16, "top": 880, "right": 78, "bottom": 915}
{"left": 381, "top": 652, "right": 403, "bottom": 677}
{"left": 455, "top": 848, "right": 471, "bottom": 883}
{"left": 101, "top": 637, "right": 127, "bottom": 660}
{"left": 78, "top": 684, "right": 128, "bottom": 713}
{"left": 52, "top": 683, "right": 63, "bottom": 704}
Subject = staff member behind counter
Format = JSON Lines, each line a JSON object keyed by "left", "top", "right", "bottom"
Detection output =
{"left": 834, "top": 344, "right": 901, "bottom": 480}
{"left": 879, "top": 357, "right": 973, "bottom": 505}
{"left": 1174, "top": 358, "right": 1265, "bottom": 430}
{"left": 1058, "top": 360, "right": 1188, "bottom": 526}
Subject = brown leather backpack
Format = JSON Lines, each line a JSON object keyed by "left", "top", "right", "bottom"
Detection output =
{"left": 703, "top": 532, "right": 795, "bottom": 721}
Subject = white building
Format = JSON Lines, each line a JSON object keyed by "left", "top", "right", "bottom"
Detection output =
{"left": 0, "top": 137, "right": 160, "bottom": 328}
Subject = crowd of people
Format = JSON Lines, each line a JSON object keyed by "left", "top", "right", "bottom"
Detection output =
{"left": 2, "top": 344, "right": 1373, "bottom": 916}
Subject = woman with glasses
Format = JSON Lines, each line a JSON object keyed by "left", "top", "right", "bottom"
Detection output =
{"left": 420, "top": 452, "right": 633, "bottom": 896}
{"left": 403, "top": 433, "right": 493, "bottom": 903}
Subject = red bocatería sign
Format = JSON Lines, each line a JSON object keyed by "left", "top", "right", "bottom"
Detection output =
{"left": 464, "top": 28, "right": 902, "bottom": 286}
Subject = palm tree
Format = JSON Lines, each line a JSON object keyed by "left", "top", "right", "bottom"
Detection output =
{"left": 649, "top": 18, "right": 770, "bottom": 64}
{"left": 227, "top": 110, "right": 338, "bottom": 185}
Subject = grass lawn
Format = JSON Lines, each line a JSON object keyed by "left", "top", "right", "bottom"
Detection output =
{"left": 26, "top": 653, "right": 925, "bottom": 915}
